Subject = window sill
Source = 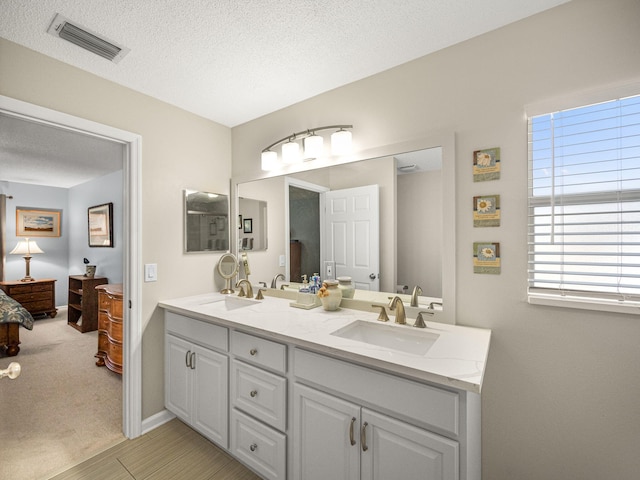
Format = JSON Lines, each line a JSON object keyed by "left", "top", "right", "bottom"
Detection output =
{"left": 528, "top": 293, "right": 640, "bottom": 315}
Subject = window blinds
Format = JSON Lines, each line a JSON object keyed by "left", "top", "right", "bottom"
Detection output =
{"left": 528, "top": 94, "right": 640, "bottom": 304}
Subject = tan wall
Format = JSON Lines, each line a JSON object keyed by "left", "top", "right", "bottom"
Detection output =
{"left": 0, "top": 38, "right": 232, "bottom": 419}
{"left": 231, "top": 1, "right": 640, "bottom": 478}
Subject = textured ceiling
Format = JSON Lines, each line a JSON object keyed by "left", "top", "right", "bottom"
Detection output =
{"left": 0, "top": 0, "right": 569, "bottom": 127}
{"left": 0, "top": 0, "right": 569, "bottom": 188}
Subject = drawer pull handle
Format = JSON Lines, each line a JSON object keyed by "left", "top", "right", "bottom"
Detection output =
{"left": 190, "top": 352, "right": 196, "bottom": 369}
{"left": 250, "top": 443, "right": 258, "bottom": 452}
{"left": 250, "top": 390, "right": 258, "bottom": 398}
{"left": 361, "top": 422, "right": 369, "bottom": 452}
{"left": 185, "top": 350, "right": 191, "bottom": 368}
{"left": 249, "top": 348, "right": 258, "bottom": 356}
{"left": 349, "top": 417, "right": 356, "bottom": 446}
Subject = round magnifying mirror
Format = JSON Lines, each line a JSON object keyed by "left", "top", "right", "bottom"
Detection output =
{"left": 217, "top": 253, "right": 238, "bottom": 293}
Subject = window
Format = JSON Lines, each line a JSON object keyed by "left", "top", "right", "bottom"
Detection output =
{"left": 528, "top": 94, "right": 640, "bottom": 313}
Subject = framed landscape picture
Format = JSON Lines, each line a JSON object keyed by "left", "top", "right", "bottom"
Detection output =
{"left": 16, "top": 208, "right": 61, "bottom": 237}
{"left": 88, "top": 202, "right": 114, "bottom": 247}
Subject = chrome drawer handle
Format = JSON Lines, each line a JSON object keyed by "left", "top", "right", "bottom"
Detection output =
{"left": 250, "top": 390, "right": 258, "bottom": 398}
{"left": 250, "top": 443, "right": 257, "bottom": 452}
{"left": 349, "top": 417, "right": 356, "bottom": 446}
{"left": 361, "top": 422, "right": 369, "bottom": 452}
{"left": 249, "top": 348, "right": 258, "bottom": 356}
{"left": 185, "top": 350, "right": 191, "bottom": 368}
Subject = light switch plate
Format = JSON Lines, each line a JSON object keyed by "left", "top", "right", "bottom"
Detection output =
{"left": 279, "top": 255, "right": 285, "bottom": 267}
{"left": 144, "top": 263, "right": 157, "bottom": 282}
{"left": 324, "top": 261, "right": 335, "bottom": 280}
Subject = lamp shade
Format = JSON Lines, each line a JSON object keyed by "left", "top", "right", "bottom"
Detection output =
{"left": 331, "top": 129, "right": 352, "bottom": 155}
{"left": 282, "top": 140, "right": 301, "bottom": 164}
{"left": 261, "top": 150, "right": 279, "bottom": 171}
{"left": 304, "top": 134, "right": 324, "bottom": 159}
{"left": 10, "top": 238, "right": 44, "bottom": 255}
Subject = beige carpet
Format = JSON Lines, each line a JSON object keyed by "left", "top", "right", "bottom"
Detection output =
{"left": 0, "top": 307, "right": 125, "bottom": 480}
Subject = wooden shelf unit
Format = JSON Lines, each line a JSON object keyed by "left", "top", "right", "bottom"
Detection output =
{"left": 67, "top": 275, "right": 108, "bottom": 333}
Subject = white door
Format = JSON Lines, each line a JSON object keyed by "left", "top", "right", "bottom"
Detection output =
{"left": 324, "top": 185, "right": 380, "bottom": 291}
{"left": 293, "top": 384, "right": 360, "bottom": 480}
{"left": 360, "top": 409, "right": 459, "bottom": 480}
{"left": 192, "top": 345, "right": 228, "bottom": 448}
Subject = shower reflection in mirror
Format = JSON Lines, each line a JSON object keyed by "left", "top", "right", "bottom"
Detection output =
{"left": 184, "top": 189, "right": 229, "bottom": 252}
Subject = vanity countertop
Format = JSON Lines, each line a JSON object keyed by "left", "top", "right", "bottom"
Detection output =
{"left": 159, "top": 292, "right": 491, "bottom": 394}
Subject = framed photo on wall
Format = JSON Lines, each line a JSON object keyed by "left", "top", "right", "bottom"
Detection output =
{"left": 88, "top": 202, "right": 114, "bottom": 247}
{"left": 243, "top": 218, "right": 253, "bottom": 234}
{"left": 16, "top": 208, "right": 62, "bottom": 237}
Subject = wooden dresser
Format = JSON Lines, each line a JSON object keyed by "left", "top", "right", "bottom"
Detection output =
{"left": 68, "top": 275, "right": 108, "bottom": 332}
{"left": 0, "top": 278, "right": 57, "bottom": 318}
{"left": 95, "top": 283, "right": 123, "bottom": 375}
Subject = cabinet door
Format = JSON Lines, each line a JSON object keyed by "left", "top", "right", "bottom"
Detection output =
{"left": 360, "top": 409, "right": 459, "bottom": 480}
{"left": 293, "top": 384, "right": 360, "bottom": 480}
{"left": 165, "top": 335, "right": 192, "bottom": 422}
{"left": 192, "top": 344, "right": 228, "bottom": 448}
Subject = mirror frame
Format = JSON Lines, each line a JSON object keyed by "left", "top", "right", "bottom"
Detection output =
{"left": 231, "top": 129, "right": 456, "bottom": 324}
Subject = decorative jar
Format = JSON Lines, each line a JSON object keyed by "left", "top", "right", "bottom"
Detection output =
{"left": 317, "top": 279, "right": 342, "bottom": 311}
{"left": 337, "top": 276, "right": 355, "bottom": 299}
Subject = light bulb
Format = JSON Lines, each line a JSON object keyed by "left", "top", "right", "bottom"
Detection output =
{"left": 331, "top": 129, "right": 352, "bottom": 156}
{"left": 282, "top": 140, "right": 301, "bottom": 164}
{"left": 304, "top": 134, "right": 324, "bottom": 159}
{"left": 261, "top": 150, "right": 278, "bottom": 171}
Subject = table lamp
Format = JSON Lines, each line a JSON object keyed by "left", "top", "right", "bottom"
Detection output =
{"left": 9, "top": 238, "right": 44, "bottom": 282}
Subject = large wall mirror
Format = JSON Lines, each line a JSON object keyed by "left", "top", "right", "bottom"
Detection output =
{"left": 232, "top": 131, "right": 455, "bottom": 324}
{"left": 184, "top": 189, "right": 229, "bottom": 252}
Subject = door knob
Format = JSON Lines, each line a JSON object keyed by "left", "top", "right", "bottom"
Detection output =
{"left": 369, "top": 273, "right": 376, "bottom": 280}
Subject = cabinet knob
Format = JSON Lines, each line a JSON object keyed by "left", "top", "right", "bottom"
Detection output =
{"left": 249, "top": 348, "right": 258, "bottom": 356}
{"left": 250, "top": 390, "right": 258, "bottom": 398}
{"left": 250, "top": 443, "right": 258, "bottom": 452}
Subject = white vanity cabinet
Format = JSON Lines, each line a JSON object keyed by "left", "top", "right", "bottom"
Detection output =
{"left": 229, "top": 330, "right": 288, "bottom": 480}
{"left": 292, "top": 348, "right": 478, "bottom": 480}
{"left": 164, "top": 312, "right": 229, "bottom": 448}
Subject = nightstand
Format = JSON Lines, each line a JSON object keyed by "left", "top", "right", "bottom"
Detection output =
{"left": 0, "top": 279, "right": 58, "bottom": 318}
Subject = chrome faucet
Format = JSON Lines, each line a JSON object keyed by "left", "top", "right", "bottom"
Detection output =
{"left": 388, "top": 296, "right": 406, "bottom": 325}
{"left": 410, "top": 285, "right": 423, "bottom": 307}
{"left": 235, "top": 279, "right": 254, "bottom": 299}
{"left": 271, "top": 273, "right": 285, "bottom": 289}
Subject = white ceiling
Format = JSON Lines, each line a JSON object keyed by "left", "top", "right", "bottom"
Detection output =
{"left": 0, "top": 0, "right": 569, "bottom": 187}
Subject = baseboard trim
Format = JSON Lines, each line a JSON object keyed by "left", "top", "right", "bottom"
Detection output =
{"left": 141, "top": 409, "right": 176, "bottom": 435}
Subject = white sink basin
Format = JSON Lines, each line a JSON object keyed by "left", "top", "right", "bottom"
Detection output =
{"left": 199, "top": 296, "right": 259, "bottom": 311}
{"left": 331, "top": 320, "right": 439, "bottom": 356}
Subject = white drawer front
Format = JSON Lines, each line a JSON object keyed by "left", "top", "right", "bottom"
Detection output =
{"left": 165, "top": 311, "right": 228, "bottom": 352}
{"left": 231, "top": 360, "right": 287, "bottom": 431}
{"left": 231, "top": 330, "right": 286, "bottom": 374}
{"left": 230, "top": 409, "right": 286, "bottom": 480}
{"left": 294, "top": 348, "right": 460, "bottom": 436}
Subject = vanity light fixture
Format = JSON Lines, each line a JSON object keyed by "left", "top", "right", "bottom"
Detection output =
{"left": 261, "top": 124, "right": 353, "bottom": 171}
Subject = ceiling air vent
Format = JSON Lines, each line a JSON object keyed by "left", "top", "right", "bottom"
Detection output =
{"left": 47, "top": 13, "right": 130, "bottom": 63}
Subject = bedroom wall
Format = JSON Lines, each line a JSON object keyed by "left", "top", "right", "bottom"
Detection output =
{"left": 68, "top": 170, "right": 124, "bottom": 285}
{"left": 2, "top": 181, "right": 69, "bottom": 306}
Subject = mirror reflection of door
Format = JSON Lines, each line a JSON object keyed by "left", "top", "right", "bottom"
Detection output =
{"left": 289, "top": 183, "right": 380, "bottom": 290}
{"left": 324, "top": 185, "right": 380, "bottom": 291}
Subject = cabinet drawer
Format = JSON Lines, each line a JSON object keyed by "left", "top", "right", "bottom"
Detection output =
{"left": 294, "top": 348, "right": 460, "bottom": 436}
{"left": 165, "top": 312, "right": 228, "bottom": 352}
{"left": 231, "top": 360, "right": 286, "bottom": 431}
{"left": 230, "top": 409, "right": 286, "bottom": 480}
{"left": 13, "top": 292, "right": 51, "bottom": 303}
{"left": 230, "top": 330, "right": 286, "bottom": 374}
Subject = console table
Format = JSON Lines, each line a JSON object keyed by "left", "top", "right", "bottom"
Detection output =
{"left": 0, "top": 278, "right": 57, "bottom": 318}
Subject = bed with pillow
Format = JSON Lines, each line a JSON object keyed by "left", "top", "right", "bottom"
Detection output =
{"left": 0, "top": 289, "right": 34, "bottom": 356}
